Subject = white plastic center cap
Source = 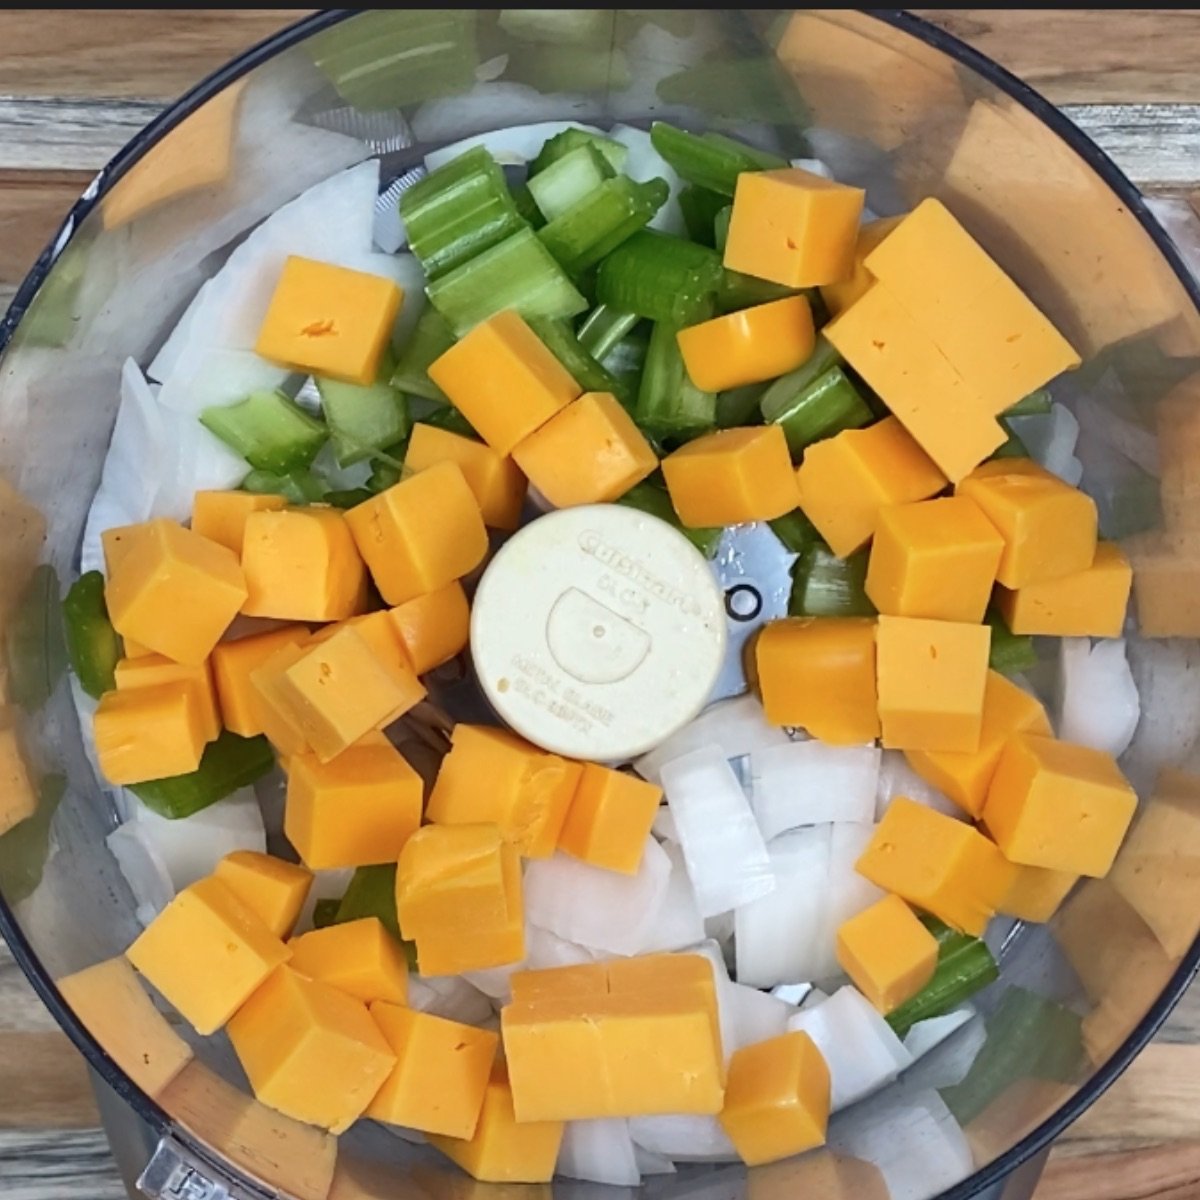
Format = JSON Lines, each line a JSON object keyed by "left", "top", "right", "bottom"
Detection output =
{"left": 470, "top": 504, "right": 727, "bottom": 762}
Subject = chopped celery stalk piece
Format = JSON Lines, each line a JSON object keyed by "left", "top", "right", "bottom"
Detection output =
{"left": 62, "top": 571, "right": 119, "bottom": 700}
{"left": 529, "top": 126, "right": 628, "bottom": 176}
{"left": 427, "top": 227, "right": 587, "bottom": 336}
{"left": 656, "top": 59, "right": 812, "bottom": 127}
{"left": 649, "top": 122, "right": 788, "bottom": 196}
{"left": 317, "top": 354, "right": 411, "bottom": 468}
{"left": 577, "top": 304, "right": 640, "bottom": 361}
{"left": 510, "top": 183, "right": 546, "bottom": 230}
{"left": 527, "top": 144, "right": 614, "bottom": 222}
{"left": 539, "top": 177, "right": 669, "bottom": 276}
{"left": 636, "top": 320, "right": 717, "bottom": 437}
{"left": 596, "top": 230, "right": 723, "bottom": 326}
{"left": 768, "top": 509, "right": 820, "bottom": 556}
{"left": 678, "top": 185, "right": 728, "bottom": 247}
{"left": 507, "top": 44, "right": 632, "bottom": 94}
{"left": 529, "top": 318, "right": 630, "bottom": 407}
{"left": 714, "top": 204, "right": 732, "bottom": 253}
{"left": 717, "top": 270, "right": 804, "bottom": 314}
{"left": 1005, "top": 388, "right": 1053, "bottom": 417}
{"left": 758, "top": 337, "right": 848, "bottom": 419}
{"left": 334, "top": 863, "right": 403, "bottom": 942}
{"left": 601, "top": 328, "right": 650, "bottom": 376}
{"left": 7, "top": 565, "right": 67, "bottom": 713}
{"left": 762, "top": 364, "right": 873, "bottom": 457}
{"left": 991, "top": 420, "right": 1029, "bottom": 460}
{"left": 391, "top": 306, "right": 455, "bottom": 403}
{"left": 616, "top": 480, "right": 721, "bottom": 558}
{"left": 200, "top": 390, "right": 326, "bottom": 474}
{"left": 419, "top": 405, "right": 477, "bottom": 438}
{"left": 400, "top": 146, "right": 527, "bottom": 281}
{"left": 498, "top": 8, "right": 617, "bottom": 46}
{"left": 0, "top": 774, "right": 64, "bottom": 904}
{"left": 130, "top": 732, "right": 275, "bottom": 820}
{"left": 324, "top": 488, "right": 374, "bottom": 510}
{"left": 985, "top": 606, "right": 1037, "bottom": 675}
{"left": 312, "top": 898, "right": 340, "bottom": 929}
{"left": 241, "top": 468, "right": 326, "bottom": 506}
{"left": 716, "top": 382, "right": 767, "bottom": 429}
{"left": 789, "top": 543, "right": 876, "bottom": 617}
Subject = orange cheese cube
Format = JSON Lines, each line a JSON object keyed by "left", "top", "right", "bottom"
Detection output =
{"left": 956, "top": 458, "right": 1098, "bottom": 589}
{"left": 865, "top": 496, "right": 1004, "bottom": 623}
{"left": 345, "top": 462, "right": 488, "bottom": 606}
{"left": 994, "top": 541, "right": 1131, "bottom": 637}
{"left": 388, "top": 582, "right": 470, "bottom": 675}
{"left": 875, "top": 615, "right": 991, "bottom": 753}
{"left": 288, "top": 917, "right": 408, "bottom": 1005}
{"left": 835, "top": 895, "right": 939, "bottom": 1014}
{"left": 121, "top": 637, "right": 154, "bottom": 659}
{"left": 241, "top": 507, "right": 368, "bottom": 622}
{"left": 677, "top": 295, "right": 816, "bottom": 392}
{"left": 94, "top": 683, "right": 209, "bottom": 785}
{"left": 819, "top": 215, "right": 904, "bottom": 318}
{"left": 212, "top": 625, "right": 310, "bottom": 738}
{"left": 0, "top": 726, "right": 36, "bottom": 836}
{"left": 557, "top": 764, "right": 661, "bottom": 874}
{"left": 996, "top": 864, "right": 1078, "bottom": 924}
{"left": 723, "top": 167, "right": 865, "bottom": 288}
{"left": 213, "top": 850, "right": 313, "bottom": 940}
{"left": 126, "top": 876, "right": 291, "bottom": 1035}
{"left": 114, "top": 652, "right": 221, "bottom": 743}
{"left": 405, "top": 423, "right": 527, "bottom": 531}
{"left": 662, "top": 426, "right": 799, "bottom": 527}
{"left": 101, "top": 523, "right": 144, "bottom": 575}
{"left": 427, "top": 310, "right": 582, "bottom": 456}
{"left": 856, "top": 797, "right": 1012, "bottom": 935}
{"left": 285, "top": 740, "right": 423, "bottom": 869}
{"left": 426, "top": 725, "right": 582, "bottom": 858}
{"left": 754, "top": 617, "right": 879, "bottom": 743}
{"left": 718, "top": 1031, "right": 831, "bottom": 1166}
{"left": 191, "top": 490, "right": 287, "bottom": 556}
{"left": 308, "top": 610, "right": 414, "bottom": 683}
{"left": 795, "top": 417, "right": 947, "bottom": 557}
{"left": 367, "top": 1002, "right": 499, "bottom": 1137}
{"left": 511, "top": 392, "right": 658, "bottom": 507}
{"left": 510, "top": 963, "right": 610, "bottom": 1004}
{"left": 982, "top": 734, "right": 1137, "bottom": 877}
{"left": 255, "top": 256, "right": 403, "bottom": 386}
{"left": 105, "top": 518, "right": 247, "bottom": 664}
{"left": 249, "top": 641, "right": 312, "bottom": 757}
{"left": 904, "top": 670, "right": 1052, "bottom": 817}
{"left": 428, "top": 1063, "right": 564, "bottom": 1183}
{"left": 228, "top": 965, "right": 396, "bottom": 1133}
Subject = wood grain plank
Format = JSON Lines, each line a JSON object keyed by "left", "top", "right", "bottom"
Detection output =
{"left": 0, "top": 1129, "right": 127, "bottom": 1199}
{"left": 0, "top": 1033, "right": 99, "bottom": 1130}
{"left": 0, "top": 98, "right": 163, "bottom": 172}
{"left": 1038, "top": 1141, "right": 1200, "bottom": 1200}
{"left": 0, "top": 171, "right": 92, "bottom": 285}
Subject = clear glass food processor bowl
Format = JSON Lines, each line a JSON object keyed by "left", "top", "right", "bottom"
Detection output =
{"left": 1, "top": 10, "right": 1198, "bottom": 1200}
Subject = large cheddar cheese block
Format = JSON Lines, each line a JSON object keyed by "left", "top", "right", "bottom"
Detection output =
{"left": 835, "top": 895, "right": 938, "bottom": 1014}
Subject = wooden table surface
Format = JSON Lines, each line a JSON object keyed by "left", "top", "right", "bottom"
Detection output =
{"left": 3, "top": 9, "right": 1200, "bottom": 1200}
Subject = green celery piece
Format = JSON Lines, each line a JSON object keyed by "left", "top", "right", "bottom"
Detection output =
{"left": 527, "top": 144, "right": 615, "bottom": 222}
{"left": 656, "top": 58, "right": 812, "bottom": 128}
{"left": 768, "top": 509, "right": 820, "bottom": 556}
{"left": 400, "top": 146, "right": 527, "bottom": 281}
{"left": 678, "top": 185, "right": 728, "bottom": 248}
{"left": 334, "top": 863, "right": 402, "bottom": 942}
{"left": 529, "top": 318, "right": 631, "bottom": 408}
{"left": 636, "top": 320, "right": 717, "bottom": 438}
{"left": 498, "top": 8, "right": 617, "bottom": 46}
{"left": 986, "top": 606, "right": 1037, "bottom": 675}
{"left": 62, "top": 572, "right": 119, "bottom": 700}
{"left": 596, "top": 230, "right": 723, "bottom": 326}
{"left": 616, "top": 480, "right": 721, "bottom": 558}
{"left": 7, "top": 565, "right": 67, "bottom": 713}
{"left": 716, "top": 270, "right": 805, "bottom": 314}
{"left": 758, "top": 337, "right": 844, "bottom": 417}
{"left": 539, "top": 177, "right": 669, "bottom": 276}
{"left": 368, "top": 458, "right": 405, "bottom": 493}
{"left": 317, "top": 353, "right": 411, "bottom": 468}
{"left": 201, "top": 390, "right": 326, "bottom": 474}
{"left": 507, "top": 44, "right": 633, "bottom": 94}
{"left": 241, "top": 468, "right": 326, "bottom": 506}
{"left": 130, "top": 732, "right": 275, "bottom": 820}
{"left": 991, "top": 420, "right": 1030, "bottom": 460}
{"left": 529, "top": 127, "right": 628, "bottom": 176}
{"left": 716, "top": 382, "right": 768, "bottom": 430}
{"left": 1005, "top": 388, "right": 1053, "bottom": 417}
{"left": 601, "top": 328, "right": 650, "bottom": 376}
{"left": 418, "top": 405, "right": 478, "bottom": 439}
{"left": 391, "top": 307, "right": 455, "bottom": 403}
{"left": 789, "top": 543, "right": 876, "bottom": 617}
{"left": 0, "top": 774, "right": 65, "bottom": 904}
{"left": 649, "top": 122, "right": 788, "bottom": 196}
{"left": 312, "top": 898, "right": 341, "bottom": 929}
{"left": 714, "top": 204, "right": 732, "bottom": 253}
{"left": 323, "top": 488, "right": 374, "bottom": 510}
{"left": 763, "top": 364, "right": 873, "bottom": 458}
{"left": 577, "top": 305, "right": 640, "bottom": 361}
{"left": 427, "top": 227, "right": 587, "bottom": 337}
{"left": 510, "top": 183, "right": 546, "bottom": 231}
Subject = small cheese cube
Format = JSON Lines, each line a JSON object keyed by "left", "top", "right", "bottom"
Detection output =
{"left": 388, "top": 582, "right": 470, "bottom": 675}
{"left": 956, "top": 458, "right": 1098, "bottom": 589}
{"left": 249, "top": 641, "right": 312, "bottom": 757}
{"left": 557, "top": 764, "right": 661, "bottom": 874}
{"left": 677, "top": 295, "right": 816, "bottom": 392}
{"left": 345, "top": 462, "right": 488, "bottom": 606}
{"left": 105, "top": 518, "right": 247, "bottom": 664}
{"left": 114, "top": 653, "right": 221, "bottom": 743}
{"left": 405, "top": 424, "right": 528, "bottom": 531}
{"left": 996, "top": 864, "right": 1078, "bottom": 923}
{"left": 904, "top": 669, "right": 1052, "bottom": 817}
{"left": 856, "top": 797, "right": 1013, "bottom": 935}
{"left": 367, "top": 1003, "right": 499, "bottom": 1137}
{"left": 121, "top": 637, "right": 154, "bottom": 659}
{"left": 427, "top": 311, "right": 582, "bottom": 456}
{"left": 191, "top": 490, "right": 287, "bottom": 556}
{"left": 718, "top": 1031, "right": 831, "bottom": 1166}
{"left": 288, "top": 917, "right": 408, "bottom": 1005}
{"left": 213, "top": 850, "right": 313, "bottom": 940}
{"left": 212, "top": 626, "right": 310, "bottom": 738}
{"left": 983, "top": 734, "right": 1137, "bottom": 877}
{"left": 835, "top": 895, "right": 939, "bottom": 1014}
{"left": 56, "top": 957, "right": 193, "bottom": 1098}
{"left": 819, "top": 215, "right": 904, "bottom": 318}
{"left": 309, "top": 610, "right": 413, "bottom": 681}
{"left": 285, "top": 740, "right": 423, "bottom": 869}
{"left": 512, "top": 392, "right": 658, "bottom": 507}
{"left": 426, "top": 725, "right": 582, "bottom": 858}
{"left": 94, "top": 683, "right": 209, "bottom": 785}
{"left": 228, "top": 965, "right": 396, "bottom": 1133}
{"left": 427, "top": 1063, "right": 564, "bottom": 1183}
{"left": 876, "top": 615, "right": 991, "bottom": 753}
{"left": 241, "top": 508, "right": 368, "bottom": 623}
{"left": 754, "top": 617, "right": 879, "bottom": 743}
{"left": 795, "top": 417, "right": 947, "bottom": 557}
{"left": 0, "top": 725, "right": 37, "bottom": 836}
{"left": 255, "top": 256, "right": 403, "bottom": 386}
{"left": 126, "top": 876, "right": 291, "bottom": 1035}
{"left": 662, "top": 426, "right": 799, "bottom": 528}
{"left": 994, "top": 541, "right": 1132, "bottom": 637}
{"left": 723, "top": 168, "right": 865, "bottom": 288}
{"left": 865, "top": 496, "right": 1004, "bottom": 623}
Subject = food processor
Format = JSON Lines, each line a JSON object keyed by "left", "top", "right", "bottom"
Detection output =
{"left": 2, "top": 9, "right": 1199, "bottom": 1200}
